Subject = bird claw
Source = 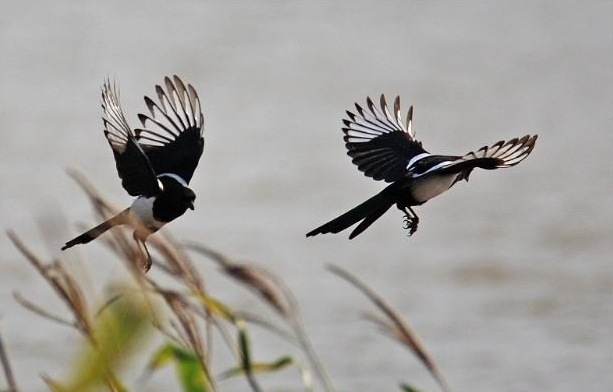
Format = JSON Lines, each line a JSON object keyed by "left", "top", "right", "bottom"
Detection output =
{"left": 133, "top": 235, "right": 152, "bottom": 272}
{"left": 142, "top": 252, "right": 152, "bottom": 272}
{"left": 402, "top": 215, "right": 419, "bottom": 236}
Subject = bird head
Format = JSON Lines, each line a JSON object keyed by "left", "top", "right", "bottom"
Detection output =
{"left": 182, "top": 187, "right": 196, "bottom": 210}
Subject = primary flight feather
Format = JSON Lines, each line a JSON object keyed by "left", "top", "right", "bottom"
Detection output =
{"left": 62, "top": 76, "right": 205, "bottom": 270}
{"left": 307, "top": 95, "right": 537, "bottom": 239}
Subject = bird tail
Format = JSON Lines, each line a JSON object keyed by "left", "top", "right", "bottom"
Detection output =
{"left": 306, "top": 188, "right": 396, "bottom": 239}
{"left": 62, "top": 209, "right": 129, "bottom": 250}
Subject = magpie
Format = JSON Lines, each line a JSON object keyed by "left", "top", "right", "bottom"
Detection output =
{"left": 306, "top": 95, "right": 537, "bottom": 239}
{"left": 62, "top": 76, "right": 205, "bottom": 268}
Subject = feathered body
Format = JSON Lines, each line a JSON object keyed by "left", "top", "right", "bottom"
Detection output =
{"left": 307, "top": 96, "right": 537, "bottom": 239}
{"left": 62, "top": 76, "right": 205, "bottom": 269}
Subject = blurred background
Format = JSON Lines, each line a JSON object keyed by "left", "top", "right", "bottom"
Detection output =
{"left": 0, "top": 2, "right": 611, "bottom": 392}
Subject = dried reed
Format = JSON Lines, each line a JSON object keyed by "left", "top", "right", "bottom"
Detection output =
{"left": 329, "top": 265, "right": 451, "bottom": 392}
{"left": 3, "top": 171, "right": 451, "bottom": 392}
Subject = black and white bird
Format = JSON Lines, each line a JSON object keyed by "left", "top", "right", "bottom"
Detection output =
{"left": 307, "top": 95, "right": 537, "bottom": 239}
{"left": 62, "top": 76, "right": 205, "bottom": 268}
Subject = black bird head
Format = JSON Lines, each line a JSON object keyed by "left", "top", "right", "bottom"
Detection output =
{"left": 157, "top": 175, "right": 197, "bottom": 214}
{"left": 182, "top": 187, "right": 196, "bottom": 210}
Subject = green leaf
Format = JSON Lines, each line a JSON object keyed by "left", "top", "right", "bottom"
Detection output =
{"left": 238, "top": 327, "right": 252, "bottom": 370}
{"left": 219, "top": 356, "right": 294, "bottom": 379}
{"left": 400, "top": 382, "right": 424, "bottom": 392}
{"left": 195, "top": 295, "right": 237, "bottom": 323}
{"left": 147, "top": 344, "right": 178, "bottom": 370}
{"left": 105, "top": 372, "right": 129, "bottom": 392}
{"left": 62, "top": 293, "right": 152, "bottom": 392}
{"left": 147, "top": 343, "right": 210, "bottom": 392}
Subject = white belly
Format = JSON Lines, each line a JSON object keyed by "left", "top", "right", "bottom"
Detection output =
{"left": 129, "top": 197, "right": 165, "bottom": 233}
{"left": 410, "top": 174, "right": 457, "bottom": 203}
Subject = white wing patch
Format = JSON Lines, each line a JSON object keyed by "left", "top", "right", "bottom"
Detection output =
{"left": 102, "top": 81, "right": 133, "bottom": 153}
{"left": 158, "top": 173, "right": 188, "bottom": 187}
{"left": 461, "top": 135, "right": 538, "bottom": 168}
{"left": 136, "top": 76, "right": 204, "bottom": 148}
{"left": 406, "top": 152, "right": 431, "bottom": 170}
{"left": 411, "top": 160, "right": 454, "bottom": 178}
{"left": 343, "top": 95, "right": 415, "bottom": 144}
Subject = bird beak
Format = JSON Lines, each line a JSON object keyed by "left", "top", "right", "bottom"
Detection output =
{"left": 189, "top": 201, "right": 195, "bottom": 210}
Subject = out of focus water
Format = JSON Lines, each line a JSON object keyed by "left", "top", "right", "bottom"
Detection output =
{"left": 1, "top": 2, "right": 611, "bottom": 392}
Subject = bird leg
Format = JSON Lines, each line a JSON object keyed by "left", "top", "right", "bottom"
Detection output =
{"left": 132, "top": 232, "right": 152, "bottom": 272}
{"left": 399, "top": 205, "right": 419, "bottom": 236}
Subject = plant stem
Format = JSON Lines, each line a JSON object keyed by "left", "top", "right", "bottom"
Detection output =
{"left": 290, "top": 319, "right": 336, "bottom": 392}
{"left": 0, "top": 320, "right": 20, "bottom": 392}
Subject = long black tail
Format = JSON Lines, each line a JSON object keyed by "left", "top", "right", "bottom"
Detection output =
{"left": 306, "top": 189, "right": 396, "bottom": 239}
{"left": 62, "top": 209, "right": 129, "bottom": 250}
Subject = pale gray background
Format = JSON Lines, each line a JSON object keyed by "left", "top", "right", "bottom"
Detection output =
{"left": 1, "top": 2, "right": 611, "bottom": 392}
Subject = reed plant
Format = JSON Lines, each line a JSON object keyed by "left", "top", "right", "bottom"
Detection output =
{"left": 2, "top": 171, "right": 450, "bottom": 392}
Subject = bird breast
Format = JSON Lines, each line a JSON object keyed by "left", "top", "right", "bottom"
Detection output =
{"left": 129, "top": 196, "right": 165, "bottom": 232}
{"left": 409, "top": 173, "right": 458, "bottom": 203}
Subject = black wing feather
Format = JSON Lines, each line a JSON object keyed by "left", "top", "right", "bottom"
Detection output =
{"left": 343, "top": 95, "right": 427, "bottom": 183}
{"left": 101, "top": 81, "right": 161, "bottom": 197}
{"left": 437, "top": 135, "right": 538, "bottom": 176}
{"left": 135, "top": 75, "right": 205, "bottom": 184}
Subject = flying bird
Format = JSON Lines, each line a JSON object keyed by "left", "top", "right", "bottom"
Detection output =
{"left": 62, "top": 76, "right": 205, "bottom": 269}
{"left": 307, "top": 96, "right": 537, "bottom": 239}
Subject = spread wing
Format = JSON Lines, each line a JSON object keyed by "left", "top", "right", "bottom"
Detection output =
{"left": 101, "top": 81, "right": 161, "bottom": 197}
{"left": 437, "top": 135, "right": 538, "bottom": 176}
{"left": 135, "top": 75, "right": 205, "bottom": 185}
{"left": 342, "top": 95, "right": 427, "bottom": 183}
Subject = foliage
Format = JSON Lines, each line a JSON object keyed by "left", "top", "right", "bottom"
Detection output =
{"left": 1, "top": 172, "right": 450, "bottom": 392}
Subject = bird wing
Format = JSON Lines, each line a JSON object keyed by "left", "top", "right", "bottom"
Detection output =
{"left": 135, "top": 75, "right": 205, "bottom": 185}
{"left": 102, "top": 81, "right": 162, "bottom": 197}
{"left": 435, "top": 135, "right": 538, "bottom": 177}
{"left": 343, "top": 95, "right": 427, "bottom": 183}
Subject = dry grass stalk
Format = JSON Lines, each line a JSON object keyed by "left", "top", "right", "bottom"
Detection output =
{"left": 185, "top": 243, "right": 292, "bottom": 319}
{"left": 329, "top": 264, "right": 451, "bottom": 392}
{"left": 66, "top": 171, "right": 232, "bottom": 391}
{"left": 67, "top": 169, "right": 151, "bottom": 272}
{"left": 9, "top": 171, "right": 450, "bottom": 392}
{"left": 0, "top": 320, "right": 20, "bottom": 392}
{"left": 233, "top": 310, "right": 296, "bottom": 344}
{"left": 148, "top": 233, "right": 204, "bottom": 292}
{"left": 9, "top": 172, "right": 296, "bottom": 392}
{"left": 68, "top": 169, "right": 213, "bottom": 321}
{"left": 146, "top": 281, "right": 219, "bottom": 392}
{"left": 7, "top": 231, "right": 132, "bottom": 392}
{"left": 152, "top": 284, "right": 205, "bottom": 357}
{"left": 12, "top": 292, "right": 75, "bottom": 328}
{"left": 185, "top": 243, "right": 336, "bottom": 392}
{"left": 7, "top": 231, "right": 93, "bottom": 339}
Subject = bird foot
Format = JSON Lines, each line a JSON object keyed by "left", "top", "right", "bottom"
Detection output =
{"left": 133, "top": 234, "right": 152, "bottom": 272}
{"left": 402, "top": 215, "right": 419, "bottom": 236}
